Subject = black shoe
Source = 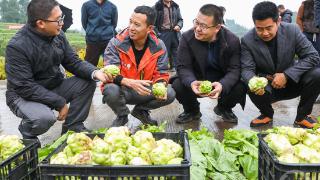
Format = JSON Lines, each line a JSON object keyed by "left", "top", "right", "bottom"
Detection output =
{"left": 214, "top": 106, "right": 238, "bottom": 123}
{"left": 111, "top": 115, "right": 129, "bottom": 127}
{"left": 61, "top": 125, "right": 90, "bottom": 135}
{"left": 131, "top": 108, "right": 158, "bottom": 126}
{"left": 22, "top": 135, "right": 41, "bottom": 148}
{"left": 175, "top": 111, "right": 202, "bottom": 124}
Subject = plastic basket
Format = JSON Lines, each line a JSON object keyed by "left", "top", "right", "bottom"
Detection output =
{"left": 258, "top": 133, "right": 320, "bottom": 180}
{"left": 39, "top": 131, "right": 191, "bottom": 180}
{"left": 0, "top": 139, "right": 39, "bottom": 180}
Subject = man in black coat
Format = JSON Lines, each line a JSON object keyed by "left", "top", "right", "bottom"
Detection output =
{"left": 153, "top": 0, "right": 183, "bottom": 71}
{"left": 172, "top": 4, "right": 246, "bottom": 124}
{"left": 5, "top": 0, "right": 111, "bottom": 140}
{"left": 241, "top": 1, "right": 320, "bottom": 128}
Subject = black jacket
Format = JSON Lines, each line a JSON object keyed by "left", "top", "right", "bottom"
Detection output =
{"left": 176, "top": 27, "right": 241, "bottom": 96}
{"left": 280, "top": 9, "right": 293, "bottom": 23}
{"left": 153, "top": 0, "right": 183, "bottom": 32}
{"left": 5, "top": 25, "right": 96, "bottom": 110}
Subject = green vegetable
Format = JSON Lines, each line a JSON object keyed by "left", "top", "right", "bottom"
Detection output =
{"left": 129, "top": 157, "right": 149, "bottom": 165}
{"left": 38, "top": 131, "right": 74, "bottom": 162}
{"left": 132, "top": 131, "right": 156, "bottom": 153}
{"left": 110, "top": 150, "right": 126, "bottom": 165}
{"left": 248, "top": 76, "right": 268, "bottom": 91}
{"left": 150, "top": 145, "right": 175, "bottom": 165}
{"left": 0, "top": 135, "right": 25, "bottom": 161}
{"left": 199, "top": 80, "right": 212, "bottom": 94}
{"left": 167, "top": 157, "right": 183, "bottom": 164}
{"left": 102, "top": 65, "right": 120, "bottom": 76}
{"left": 140, "top": 121, "right": 167, "bottom": 133}
{"left": 67, "top": 133, "right": 93, "bottom": 154}
{"left": 152, "top": 83, "right": 167, "bottom": 97}
{"left": 156, "top": 139, "right": 183, "bottom": 157}
{"left": 264, "top": 133, "right": 293, "bottom": 156}
{"left": 50, "top": 152, "right": 69, "bottom": 164}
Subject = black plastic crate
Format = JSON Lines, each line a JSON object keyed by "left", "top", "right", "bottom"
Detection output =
{"left": 39, "top": 131, "right": 191, "bottom": 180}
{"left": 258, "top": 133, "right": 320, "bottom": 180}
{"left": 0, "top": 139, "right": 39, "bottom": 180}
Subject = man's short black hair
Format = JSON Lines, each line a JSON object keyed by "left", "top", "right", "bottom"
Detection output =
{"left": 134, "top": 6, "right": 156, "bottom": 26}
{"left": 199, "top": 4, "right": 224, "bottom": 26}
{"left": 27, "top": 0, "right": 59, "bottom": 27}
{"left": 277, "top": 4, "right": 285, "bottom": 10}
{"left": 252, "top": 1, "right": 279, "bottom": 22}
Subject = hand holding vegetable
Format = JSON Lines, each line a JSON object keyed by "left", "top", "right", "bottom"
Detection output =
{"left": 248, "top": 76, "right": 268, "bottom": 95}
{"left": 152, "top": 83, "right": 167, "bottom": 100}
{"left": 101, "top": 65, "right": 120, "bottom": 76}
{"left": 208, "top": 82, "right": 222, "bottom": 99}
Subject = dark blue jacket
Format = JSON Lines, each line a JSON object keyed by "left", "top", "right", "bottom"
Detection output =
{"left": 81, "top": 0, "right": 118, "bottom": 43}
{"left": 5, "top": 25, "right": 96, "bottom": 110}
{"left": 315, "top": 0, "right": 320, "bottom": 27}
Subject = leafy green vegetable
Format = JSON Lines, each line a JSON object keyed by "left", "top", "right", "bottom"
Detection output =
{"left": 38, "top": 131, "right": 74, "bottom": 161}
{"left": 199, "top": 80, "right": 212, "bottom": 94}
{"left": 102, "top": 65, "right": 120, "bottom": 76}
{"left": 248, "top": 76, "right": 268, "bottom": 92}
{"left": 152, "top": 83, "right": 167, "bottom": 98}
{"left": 140, "top": 121, "right": 167, "bottom": 133}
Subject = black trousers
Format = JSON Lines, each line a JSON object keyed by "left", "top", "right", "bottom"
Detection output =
{"left": 172, "top": 78, "right": 246, "bottom": 113}
{"left": 159, "top": 31, "right": 179, "bottom": 69}
{"left": 248, "top": 67, "right": 320, "bottom": 121}
{"left": 85, "top": 41, "right": 109, "bottom": 66}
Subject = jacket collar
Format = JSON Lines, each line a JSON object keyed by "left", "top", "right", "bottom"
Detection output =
{"left": 26, "top": 24, "right": 55, "bottom": 42}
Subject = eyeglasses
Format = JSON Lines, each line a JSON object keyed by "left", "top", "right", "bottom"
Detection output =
{"left": 193, "top": 19, "right": 217, "bottom": 31}
{"left": 41, "top": 15, "right": 65, "bottom": 26}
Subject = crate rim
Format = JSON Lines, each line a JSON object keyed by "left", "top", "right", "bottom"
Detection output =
{"left": 258, "top": 133, "right": 320, "bottom": 167}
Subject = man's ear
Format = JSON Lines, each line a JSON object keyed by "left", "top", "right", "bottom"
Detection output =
{"left": 276, "top": 18, "right": 281, "bottom": 25}
{"left": 36, "top": 20, "right": 46, "bottom": 29}
{"left": 147, "top": 25, "right": 154, "bottom": 33}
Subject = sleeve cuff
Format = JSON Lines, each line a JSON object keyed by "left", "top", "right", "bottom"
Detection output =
{"left": 91, "top": 70, "right": 99, "bottom": 82}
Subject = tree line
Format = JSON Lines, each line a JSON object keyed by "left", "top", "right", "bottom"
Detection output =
{"left": 0, "top": 0, "right": 30, "bottom": 23}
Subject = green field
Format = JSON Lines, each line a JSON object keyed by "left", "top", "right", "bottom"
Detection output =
{"left": 0, "top": 22, "right": 87, "bottom": 80}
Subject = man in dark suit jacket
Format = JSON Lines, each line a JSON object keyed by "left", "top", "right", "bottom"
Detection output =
{"left": 172, "top": 4, "right": 246, "bottom": 124}
{"left": 241, "top": 1, "right": 320, "bottom": 128}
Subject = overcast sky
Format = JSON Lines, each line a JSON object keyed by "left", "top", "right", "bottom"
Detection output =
{"left": 59, "top": 0, "right": 302, "bottom": 31}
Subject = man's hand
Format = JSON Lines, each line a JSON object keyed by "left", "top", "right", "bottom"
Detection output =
{"left": 57, "top": 104, "right": 69, "bottom": 121}
{"left": 253, "top": 88, "right": 265, "bottom": 96}
{"left": 94, "top": 70, "right": 113, "bottom": 83}
{"left": 271, "top": 73, "right": 287, "bottom": 89}
{"left": 208, "top": 82, "right": 223, "bottom": 99}
{"left": 155, "top": 91, "right": 167, "bottom": 101}
{"left": 122, "top": 78, "right": 152, "bottom": 96}
{"left": 173, "top": 25, "right": 181, "bottom": 32}
{"left": 191, "top": 80, "right": 207, "bottom": 97}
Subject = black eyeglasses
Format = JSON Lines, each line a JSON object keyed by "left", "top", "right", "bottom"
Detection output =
{"left": 193, "top": 19, "right": 217, "bottom": 31}
{"left": 41, "top": 15, "right": 65, "bottom": 26}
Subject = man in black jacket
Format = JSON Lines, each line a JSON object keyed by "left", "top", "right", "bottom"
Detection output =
{"left": 153, "top": 0, "right": 183, "bottom": 71}
{"left": 241, "top": 1, "right": 320, "bottom": 128}
{"left": 5, "top": 0, "right": 110, "bottom": 139}
{"left": 172, "top": 4, "right": 246, "bottom": 124}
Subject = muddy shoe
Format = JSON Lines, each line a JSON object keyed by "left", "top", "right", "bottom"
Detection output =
{"left": 250, "top": 115, "right": 273, "bottom": 127}
{"left": 111, "top": 115, "right": 129, "bottom": 127}
{"left": 131, "top": 108, "right": 158, "bottom": 126}
{"left": 294, "top": 115, "right": 317, "bottom": 129}
{"left": 214, "top": 106, "right": 238, "bottom": 123}
{"left": 175, "top": 111, "right": 202, "bottom": 124}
